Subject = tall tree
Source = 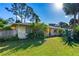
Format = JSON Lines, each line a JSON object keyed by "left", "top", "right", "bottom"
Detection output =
{"left": 69, "top": 18, "right": 78, "bottom": 28}
{"left": 5, "top": 3, "right": 18, "bottom": 22}
{"left": 63, "top": 3, "right": 79, "bottom": 19}
{"left": 59, "top": 22, "right": 69, "bottom": 28}
{"left": 7, "top": 17, "right": 14, "bottom": 23}
{"left": 5, "top": 3, "right": 41, "bottom": 23}
{"left": 30, "top": 12, "right": 40, "bottom": 23}
{"left": 0, "top": 18, "right": 8, "bottom": 28}
{"left": 63, "top": 3, "right": 79, "bottom": 26}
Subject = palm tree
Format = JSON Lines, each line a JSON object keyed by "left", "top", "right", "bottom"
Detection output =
{"left": 63, "top": 3, "right": 78, "bottom": 19}
{"left": 63, "top": 3, "right": 79, "bottom": 26}
{"left": 69, "top": 18, "right": 79, "bottom": 28}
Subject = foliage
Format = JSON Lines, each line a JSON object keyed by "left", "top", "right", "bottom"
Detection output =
{"left": 0, "top": 22, "right": 4, "bottom": 27}
{"left": 0, "top": 38, "right": 5, "bottom": 42}
{"left": 73, "top": 25, "right": 79, "bottom": 32}
{"left": 0, "top": 34, "right": 19, "bottom": 42}
{"left": 0, "top": 18, "right": 8, "bottom": 29}
{"left": 58, "top": 22, "right": 69, "bottom": 28}
{"left": 62, "top": 29, "right": 75, "bottom": 46}
{"left": 0, "top": 18, "right": 8, "bottom": 24}
{"left": 15, "top": 20, "right": 21, "bottom": 23}
{"left": 57, "top": 28, "right": 64, "bottom": 36}
{"left": 7, "top": 17, "right": 14, "bottom": 23}
{"left": 3, "top": 26, "right": 12, "bottom": 30}
{"left": 63, "top": 3, "right": 79, "bottom": 19}
{"left": 30, "top": 23, "right": 48, "bottom": 33}
{"left": 69, "top": 18, "right": 78, "bottom": 28}
{"left": 6, "top": 34, "right": 19, "bottom": 41}
{"left": 30, "top": 13, "right": 41, "bottom": 23}
{"left": 73, "top": 25, "right": 79, "bottom": 42}
{"left": 5, "top": 3, "right": 40, "bottom": 23}
{"left": 27, "top": 31, "right": 45, "bottom": 44}
{"left": 27, "top": 23, "right": 48, "bottom": 44}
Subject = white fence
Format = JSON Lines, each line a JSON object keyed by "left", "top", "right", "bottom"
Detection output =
{"left": 0, "top": 30, "right": 17, "bottom": 39}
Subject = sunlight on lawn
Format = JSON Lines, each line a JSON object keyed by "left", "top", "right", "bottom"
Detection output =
{"left": 0, "top": 37, "right": 79, "bottom": 56}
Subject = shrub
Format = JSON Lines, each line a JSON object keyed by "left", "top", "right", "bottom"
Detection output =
{"left": 27, "top": 31, "right": 45, "bottom": 41}
{"left": 27, "top": 23, "right": 48, "bottom": 44}
{"left": 0, "top": 38, "right": 5, "bottom": 42}
{"left": 57, "top": 28, "right": 64, "bottom": 36}
{"left": 0, "top": 22, "right": 4, "bottom": 27}
{"left": 0, "top": 34, "right": 19, "bottom": 42}
{"left": 3, "top": 26, "right": 12, "bottom": 30}
{"left": 73, "top": 25, "right": 79, "bottom": 42}
{"left": 6, "top": 34, "right": 19, "bottom": 41}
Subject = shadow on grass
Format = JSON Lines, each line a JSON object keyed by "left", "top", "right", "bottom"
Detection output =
{"left": 0, "top": 39, "right": 45, "bottom": 55}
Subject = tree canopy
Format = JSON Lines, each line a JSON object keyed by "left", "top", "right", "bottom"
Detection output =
{"left": 63, "top": 3, "right": 79, "bottom": 19}
{"left": 5, "top": 3, "right": 41, "bottom": 23}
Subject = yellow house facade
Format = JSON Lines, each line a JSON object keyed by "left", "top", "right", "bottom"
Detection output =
{"left": 11, "top": 23, "right": 31, "bottom": 39}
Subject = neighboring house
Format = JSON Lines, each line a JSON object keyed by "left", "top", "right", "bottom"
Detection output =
{"left": 49, "top": 24, "right": 60, "bottom": 36}
{"left": 49, "top": 24, "right": 73, "bottom": 36}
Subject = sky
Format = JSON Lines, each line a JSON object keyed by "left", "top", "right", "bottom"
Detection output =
{"left": 0, "top": 3, "right": 72, "bottom": 24}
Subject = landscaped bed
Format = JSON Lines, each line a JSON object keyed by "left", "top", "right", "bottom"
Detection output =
{"left": 0, "top": 37, "right": 79, "bottom": 56}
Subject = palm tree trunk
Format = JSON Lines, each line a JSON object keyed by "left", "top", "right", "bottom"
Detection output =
{"left": 73, "top": 13, "right": 77, "bottom": 25}
{"left": 78, "top": 12, "right": 79, "bottom": 24}
{"left": 74, "top": 14, "right": 76, "bottom": 19}
{"left": 78, "top": 12, "right": 79, "bottom": 19}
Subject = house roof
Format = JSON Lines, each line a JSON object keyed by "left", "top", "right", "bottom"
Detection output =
{"left": 11, "top": 23, "right": 31, "bottom": 26}
{"left": 49, "top": 26, "right": 73, "bottom": 31}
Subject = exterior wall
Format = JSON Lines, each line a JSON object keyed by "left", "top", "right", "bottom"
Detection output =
{"left": 11, "top": 24, "right": 31, "bottom": 39}
{"left": 49, "top": 28, "right": 59, "bottom": 36}
{"left": 16, "top": 25, "right": 26, "bottom": 39}
{"left": 0, "top": 30, "right": 16, "bottom": 39}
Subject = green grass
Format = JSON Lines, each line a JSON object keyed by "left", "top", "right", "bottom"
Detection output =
{"left": 0, "top": 37, "right": 79, "bottom": 56}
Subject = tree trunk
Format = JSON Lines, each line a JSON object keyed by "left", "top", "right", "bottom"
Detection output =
{"left": 73, "top": 13, "right": 77, "bottom": 26}
{"left": 74, "top": 13, "right": 76, "bottom": 19}
{"left": 16, "top": 15, "right": 17, "bottom": 23}
{"left": 24, "top": 18, "right": 25, "bottom": 23}
{"left": 21, "top": 17, "right": 22, "bottom": 23}
{"left": 78, "top": 12, "right": 79, "bottom": 24}
{"left": 78, "top": 12, "right": 79, "bottom": 19}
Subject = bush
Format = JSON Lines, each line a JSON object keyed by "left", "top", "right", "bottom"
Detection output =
{"left": 0, "top": 38, "right": 5, "bottom": 42}
{"left": 57, "top": 28, "right": 64, "bottom": 36}
{"left": 73, "top": 25, "right": 79, "bottom": 42}
{"left": 0, "top": 34, "right": 19, "bottom": 42}
{"left": 3, "top": 26, "right": 12, "bottom": 30}
{"left": 27, "top": 23, "right": 48, "bottom": 44}
{"left": 27, "top": 31, "right": 45, "bottom": 41}
{"left": 7, "top": 35, "right": 19, "bottom": 41}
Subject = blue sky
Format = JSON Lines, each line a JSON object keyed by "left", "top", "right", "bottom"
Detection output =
{"left": 0, "top": 3, "right": 72, "bottom": 24}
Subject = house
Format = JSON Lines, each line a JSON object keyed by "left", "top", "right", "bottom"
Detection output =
{"left": 11, "top": 23, "right": 64, "bottom": 39}
{"left": 49, "top": 23, "right": 73, "bottom": 36}
{"left": 11, "top": 23, "right": 50, "bottom": 39}
{"left": 0, "top": 22, "right": 73, "bottom": 39}
{"left": 49, "top": 24, "right": 60, "bottom": 36}
{"left": 11, "top": 23, "right": 31, "bottom": 39}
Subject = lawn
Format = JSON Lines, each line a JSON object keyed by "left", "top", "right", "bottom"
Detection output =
{"left": 0, "top": 37, "right": 79, "bottom": 56}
